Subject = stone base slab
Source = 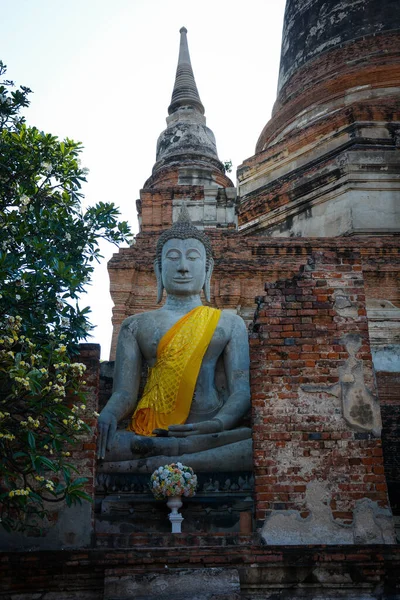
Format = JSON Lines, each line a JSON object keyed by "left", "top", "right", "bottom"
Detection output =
{"left": 104, "top": 567, "right": 241, "bottom": 600}
{"left": 1, "top": 544, "right": 400, "bottom": 599}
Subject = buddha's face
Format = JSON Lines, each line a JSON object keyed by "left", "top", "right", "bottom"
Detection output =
{"left": 161, "top": 237, "right": 207, "bottom": 296}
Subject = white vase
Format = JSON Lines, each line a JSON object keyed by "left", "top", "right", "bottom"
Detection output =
{"left": 167, "top": 495, "right": 183, "bottom": 533}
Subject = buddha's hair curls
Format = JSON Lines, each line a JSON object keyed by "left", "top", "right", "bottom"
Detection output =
{"left": 156, "top": 204, "right": 213, "bottom": 268}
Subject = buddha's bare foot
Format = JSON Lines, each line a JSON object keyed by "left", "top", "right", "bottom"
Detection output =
{"left": 130, "top": 434, "right": 180, "bottom": 457}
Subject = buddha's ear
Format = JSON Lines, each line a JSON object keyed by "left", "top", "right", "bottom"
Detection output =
{"left": 203, "top": 257, "right": 214, "bottom": 303}
{"left": 154, "top": 259, "right": 164, "bottom": 304}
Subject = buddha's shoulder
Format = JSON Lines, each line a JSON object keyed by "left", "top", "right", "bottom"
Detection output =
{"left": 218, "top": 310, "right": 248, "bottom": 334}
{"left": 119, "top": 309, "right": 164, "bottom": 334}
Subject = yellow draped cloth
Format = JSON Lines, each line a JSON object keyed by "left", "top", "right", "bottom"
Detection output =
{"left": 128, "top": 306, "right": 221, "bottom": 437}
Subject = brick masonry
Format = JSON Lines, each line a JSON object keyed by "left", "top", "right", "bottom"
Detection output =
{"left": 1, "top": 543, "right": 400, "bottom": 599}
{"left": 108, "top": 235, "right": 400, "bottom": 359}
{"left": 256, "top": 32, "right": 400, "bottom": 152}
{"left": 106, "top": 237, "right": 399, "bottom": 534}
{"left": 378, "top": 372, "right": 400, "bottom": 514}
{"left": 237, "top": 18, "right": 400, "bottom": 238}
{"left": 48, "top": 343, "right": 100, "bottom": 546}
{"left": 70, "top": 344, "right": 100, "bottom": 535}
{"left": 249, "top": 249, "right": 391, "bottom": 532}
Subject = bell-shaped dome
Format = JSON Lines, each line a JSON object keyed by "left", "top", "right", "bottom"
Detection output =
{"left": 151, "top": 27, "right": 225, "bottom": 181}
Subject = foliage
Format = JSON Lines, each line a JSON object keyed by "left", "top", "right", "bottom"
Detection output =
{"left": 0, "top": 61, "right": 131, "bottom": 531}
{"left": 151, "top": 463, "right": 198, "bottom": 499}
{"left": 0, "top": 316, "right": 94, "bottom": 531}
{"left": 223, "top": 159, "right": 233, "bottom": 174}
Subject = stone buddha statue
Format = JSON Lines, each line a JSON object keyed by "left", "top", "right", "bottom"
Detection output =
{"left": 97, "top": 208, "right": 252, "bottom": 473}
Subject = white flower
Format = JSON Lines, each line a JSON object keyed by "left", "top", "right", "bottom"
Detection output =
{"left": 41, "top": 161, "right": 52, "bottom": 173}
{"left": 20, "top": 194, "right": 30, "bottom": 206}
{"left": 15, "top": 295, "right": 21, "bottom": 301}
{"left": 176, "top": 462, "right": 183, "bottom": 469}
{"left": 65, "top": 233, "right": 71, "bottom": 241}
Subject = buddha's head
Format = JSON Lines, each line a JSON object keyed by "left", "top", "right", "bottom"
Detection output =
{"left": 155, "top": 205, "right": 214, "bottom": 303}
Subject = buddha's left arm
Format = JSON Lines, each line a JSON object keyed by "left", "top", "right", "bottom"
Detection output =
{"left": 215, "top": 314, "right": 251, "bottom": 430}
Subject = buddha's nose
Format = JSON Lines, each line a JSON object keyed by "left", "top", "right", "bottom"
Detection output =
{"left": 178, "top": 257, "right": 189, "bottom": 273}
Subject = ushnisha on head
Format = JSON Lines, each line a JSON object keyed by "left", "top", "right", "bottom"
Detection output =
{"left": 155, "top": 204, "right": 214, "bottom": 303}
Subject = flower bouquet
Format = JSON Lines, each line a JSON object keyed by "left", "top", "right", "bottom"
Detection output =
{"left": 150, "top": 462, "right": 197, "bottom": 500}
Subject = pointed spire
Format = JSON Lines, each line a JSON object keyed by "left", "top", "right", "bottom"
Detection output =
{"left": 168, "top": 27, "right": 205, "bottom": 116}
{"left": 147, "top": 26, "right": 229, "bottom": 185}
{"left": 177, "top": 202, "right": 192, "bottom": 223}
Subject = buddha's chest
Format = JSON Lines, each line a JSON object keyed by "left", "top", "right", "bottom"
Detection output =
{"left": 137, "top": 314, "right": 229, "bottom": 366}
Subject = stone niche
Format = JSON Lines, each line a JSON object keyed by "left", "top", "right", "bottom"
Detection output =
{"left": 249, "top": 248, "right": 395, "bottom": 544}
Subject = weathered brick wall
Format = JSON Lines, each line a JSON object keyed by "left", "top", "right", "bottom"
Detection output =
{"left": 42, "top": 343, "right": 100, "bottom": 547}
{"left": 109, "top": 236, "right": 400, "bottom": 357}
{"left": 378, "top": 372, "right": 400, "bottom": 515}
{"left": 255, "top": 32, "right": 400, "bottom": 153}
{"left": 1, "top": 544, "right": 400, "bottom": 599}
{"left": 237, "top": 24, "right": 400, "bottom": 238}
{"left": 143, "top": 164, "right": 233, "bottom": 191}
{"left": 277, "top": 0, "right": 400, "bottom": 95}
{"left": 249, "top": 249, "right": 390, "bottom": 528}
{"left": 71, "top": 344, "right": 100, "bottom": 528}
{"left": 107, "top": 237, "right": 399, "bottom": 525}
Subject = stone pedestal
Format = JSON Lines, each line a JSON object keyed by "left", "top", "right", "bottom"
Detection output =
{"left": 103, "top": 567, "right": 241, "bottom": 600}
{"left": 95, "top": 471, "right": 254, "bottom": 544}
{"left": 167, "top": 496, "right": 184, "bottom": 533}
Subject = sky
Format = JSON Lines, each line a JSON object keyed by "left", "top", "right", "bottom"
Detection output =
{"left": 2, "top": 0, "right": 286, "bottom": 359}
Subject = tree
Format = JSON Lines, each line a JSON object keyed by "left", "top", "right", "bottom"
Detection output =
{"left": 0, "top": 61, "right": 131, "bottom": 532}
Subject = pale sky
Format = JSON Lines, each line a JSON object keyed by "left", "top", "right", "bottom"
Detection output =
{"left": 3, "top": 0, "right": 286, "bottom": 359}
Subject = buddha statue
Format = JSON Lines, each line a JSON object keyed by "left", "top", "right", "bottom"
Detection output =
{"left": 97, "top": 207, "right": 252, "bottom": 473}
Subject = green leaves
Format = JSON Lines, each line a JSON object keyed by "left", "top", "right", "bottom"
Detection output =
{"left": 0, "top": 316, "right": 93, "bottom": 531}
{"left": 0, "top": 61, "right": 132, "bottom": 349}
{"left": 37, "top": 456, "right": 57, "bottom": 472}
{"left": 0, "top": 61, "right": 131, "bottom": 533}
{"left": 27, "top": 431, "right": 36, "bottom": 451}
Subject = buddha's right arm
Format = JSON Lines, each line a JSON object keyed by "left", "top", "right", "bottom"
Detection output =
{"left": 97, "top": 319, "right": 142, "bottom": 458}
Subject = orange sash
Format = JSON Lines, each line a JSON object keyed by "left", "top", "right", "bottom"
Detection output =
{"left": 129, "top": 306, "right": 221, "bottom": 436}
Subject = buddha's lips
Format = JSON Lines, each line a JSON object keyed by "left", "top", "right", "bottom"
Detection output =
{"left": 173, "top": 278, "right": 193, "bottom": 282}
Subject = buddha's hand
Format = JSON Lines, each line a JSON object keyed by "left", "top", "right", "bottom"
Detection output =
{"left": 153, "top": 419, "right": 223, "bottom": 438}
{"left": 97, "top": 410, "right": 118, "bottom": 459}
